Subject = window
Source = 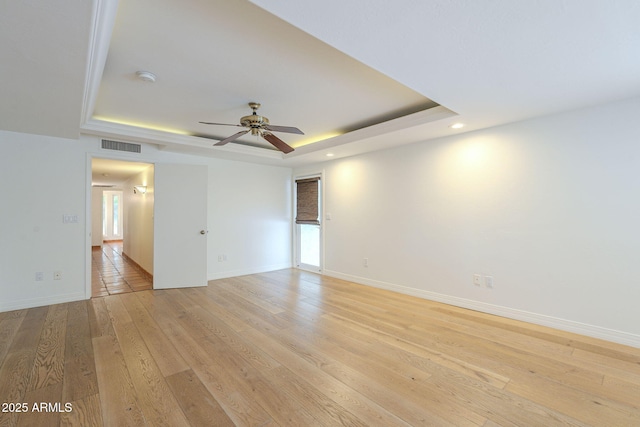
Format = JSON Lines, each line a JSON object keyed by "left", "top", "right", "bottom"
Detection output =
{"left": 295, "top": 176, "right": 321, "bottom": 271}
{"left": 102, "top": 191, "right": 123, "bottom": 241}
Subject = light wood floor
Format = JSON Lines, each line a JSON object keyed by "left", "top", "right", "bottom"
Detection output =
{"left": 91, "top": 241, "right": 152, "bottom": 298}
{"left": 1, "top": 269, "right": 639, "bottom": 426}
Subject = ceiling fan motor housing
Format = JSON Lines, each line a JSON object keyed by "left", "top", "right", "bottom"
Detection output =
{"left": 201, "top": 101, "right": 298, "bottom": 152}
{"left": 240, "top": 114, "right": 269, "bottom": 135}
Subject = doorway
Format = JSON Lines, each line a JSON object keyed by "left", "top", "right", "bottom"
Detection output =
{"left": 295, "top": 175, "right": 322, "bottom": 272}
{"left": 90, "top": 158, "right": 155, "bottom": 297}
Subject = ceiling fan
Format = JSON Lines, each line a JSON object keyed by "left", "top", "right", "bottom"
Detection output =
{"left": 199, "top": 102, "right": 303, "bottom": 153}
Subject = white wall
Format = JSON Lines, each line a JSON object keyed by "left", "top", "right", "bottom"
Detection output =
{"left": 207, "top": 159, "right": 293, "bottom": 279}
{"left": 0, "top": 131, "right": 293, "bottom": 312}
{"left": 297, "top": 96, "right": 640, "bottom": 347}
{"left": 123, "top": 166, "right": 155, "bottom": 274}
{"left": 0, "top": 131, "right": 88, "bottom": 309}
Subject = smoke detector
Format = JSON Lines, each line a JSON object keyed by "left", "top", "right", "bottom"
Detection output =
{"left": 136, "top": 71, "right": 157, "bottom": 83}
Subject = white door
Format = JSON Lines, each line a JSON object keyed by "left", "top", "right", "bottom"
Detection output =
{"left": 153, "top": 164, "right": 208, "bottom": 289}
{"left": 296, "top": 223, "right": 321, "bottom": 272}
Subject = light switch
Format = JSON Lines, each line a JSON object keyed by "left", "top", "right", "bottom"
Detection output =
{"left": 63, "top": 214, "right": 79, "bottom": 224}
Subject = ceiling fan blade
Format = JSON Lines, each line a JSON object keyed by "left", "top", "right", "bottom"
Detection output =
{"left": 199, "top": 121, "right": 244, "bottom": 127}
{"left": 262, "top": 132, "right": 294, "bottom": 153}
{"left": 263, "top": 124, "right": 304, "bottom": 135}
{"left": 214, "top": 130, "right": 249, "bottom": 146}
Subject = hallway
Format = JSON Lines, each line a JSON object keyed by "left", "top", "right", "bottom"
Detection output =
{"left": 91, "top": 241, "right": 153, "bottom": 297}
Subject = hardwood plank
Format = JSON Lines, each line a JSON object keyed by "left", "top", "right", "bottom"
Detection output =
{"left": 320, "top": 350, "right": 457, "bottom": 426}
{"left": 197, "top": 335, "right": 321, "bottom": 426}
{"left": 62, "top": 301, "right": 98, "bottom": 403}
{"left": 87, "top": 298, "right": 115, "bottom": 338}
{"left": 8, "top": 306, "right": 49, "bottom": 352}
{"left": 92, "top": 335, "right": 146, "bottom": 426}
{"left": 602, "top": 375, "right": 640, "bottom": 408}
{"left": 180, "top": 304, "right": 281, "bottom": 371}
{"left": 185, "top": 286, "right": 256, "bottom": 332}
{"left": 282, "top": 322, "right": 486, "bottom": 425}
{"left": 136, "top": 289, "right": 275, "bottom": 426}
{"left": 2, "top": 269, "right": 639, "bottom": 426}
{"left": 246, "top": 315, "right": 455, "bottom": 425}
{"left": 0, "top": 307, "right": 49, "bottom": 427}
{"left": 60, "top": 393, "right": 103, "bottom": 427}
{"left": 507, "top": 369, "right": 640, "bottom": 426}
{"left": 0, "top": 309, "right": 28, "bottom": 320}
{"left": 255, "top": 274, "right": 587, "bottom": 426}
{"left": 432, "top": 305, "right": 640, "bottom": 363}
{"left": 425, "top": 368, "right": 586, "bottom": 427}
{"left": 17, "top": 382, "right": 63, "bottom": 427}
{"left": 324, "top": 311, "right": 510, "bottom": 388}
{"left": 0, "top": 350, "right": 36, "bottom": 427}
{"left": 120, "top": 292, "right": 189, "bottom": 377}
{"left": 157, "top": 314, "right": 275, "bottom": 426}
{"left": 28, "top": 304, "right": 67, "bottom": 391}
{"left": 0, "top": 312, "right": 25, "bottom": 367}
{"left": 241, "top": 327, "right": 411, "bottom": 426}
{"left": 204, "top": 286, "right": 292, "bottom": 332}
{"left": 103, "top": 296, "right": 190, "bottom": 426}
{"left": 571, "top": 347, "right": 640, "bottom": 377}
{"left": 194, "top": 324, "right": 336, "bottom": 425}
{"left": 215, "top": 277, "right": 286, "bottom": 314}
{"left": 165, "top": 369, "right": 235, "bottom": 427}
{"left": 269, "top": 364, "right": 370, "bottom": 426}
{"left": 315, "top": 294, "right": 605, "bottom": 396}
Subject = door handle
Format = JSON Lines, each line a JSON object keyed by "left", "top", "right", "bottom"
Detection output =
{"left": 200, "top": 230, "right": 207, "bottom": 235}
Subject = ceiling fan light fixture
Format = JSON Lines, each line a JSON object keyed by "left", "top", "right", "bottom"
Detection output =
{"left": 136, "top": 71, "right": 157, "bottom": 83}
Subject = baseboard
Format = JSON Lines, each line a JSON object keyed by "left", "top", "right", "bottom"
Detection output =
{"left": 324, "top": 269, "right": 640, "bottom": 349}
{"left": 0, "top": 292, "right": 87, "bottom": 313}
{"left": 208, "top": 263, "right": 293, "bottom": 281}
{"left": 122, "top": 251, "right": 153, "bottom": 281}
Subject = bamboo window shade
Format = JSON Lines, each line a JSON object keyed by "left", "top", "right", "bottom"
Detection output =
{"left": 295, "top": 177, "right": 320, "bottom": 225}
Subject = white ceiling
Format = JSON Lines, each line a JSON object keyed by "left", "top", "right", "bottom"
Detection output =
{"left": 95, "top": 0, "right": 436, "bottom": 150}
{"left": 91, "top": 158, "right": 153, "bottom": 187}
{"left": 0, "top": 0, "right": 93, "bottom": 139}
{"left": 2, "top": 0, "right": 640, "bottom": 168}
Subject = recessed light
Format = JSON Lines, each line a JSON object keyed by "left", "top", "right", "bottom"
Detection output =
{"left": 450, "top": 123, "right": 465, "bottom": 129}
{"left": 136, "top": 71, "right": 157, "bottom": 83}
{"left": 326, "top": 153, "right": 335, "bottom": 157}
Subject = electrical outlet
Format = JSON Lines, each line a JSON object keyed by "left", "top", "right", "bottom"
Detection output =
{"left": 35, "top": 272, "right": 44, "bottom": 281}
{"left": 485, "top": 276, "right": 494, "bottom": 288}
{"left": 54, "top": 271, "right": 62, "bottom": 280}
{"left": 473, "top": 274, "right": 482, "bottom": 286}
{"left": 363, "top": 258, "right": 368, "bottom": 267}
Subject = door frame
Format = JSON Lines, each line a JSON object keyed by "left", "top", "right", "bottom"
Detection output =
{"left": 293, "top": 170, "right": 324, "bottom": 273}
{"left": 85, "top": 152, "right": 157, "bottom": 299}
